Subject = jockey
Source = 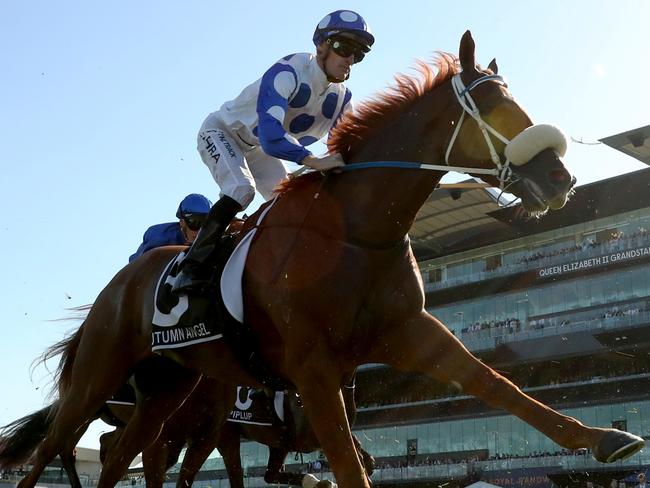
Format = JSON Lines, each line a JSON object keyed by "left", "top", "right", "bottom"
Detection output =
{"left": 172, "top": 10, "right": 374, "bottom": 294}
{"left": 129, "top": 193, "right": 212, "bottom": 262}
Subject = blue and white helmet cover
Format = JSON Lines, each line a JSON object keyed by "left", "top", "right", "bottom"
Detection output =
{"left": 313, "top": 10, "right": 374, "bottom": 50}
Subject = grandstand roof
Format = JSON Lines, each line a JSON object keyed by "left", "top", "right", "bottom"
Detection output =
{"left": 600, "top": 124, "right": 650, "bottom": 165}
{"left": 410, "top": 179, "right": 514, "bottom": 259}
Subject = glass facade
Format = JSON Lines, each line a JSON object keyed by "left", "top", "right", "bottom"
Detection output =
{"left": 432, "top": 263, "right": 650, "bottom": 338}
{"left": 187, "top": 400, "right": 650, "bottom": 472}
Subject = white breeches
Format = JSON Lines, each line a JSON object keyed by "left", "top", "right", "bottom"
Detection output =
{"left": 197, "top": 121, "right": 288, "bottom": 210}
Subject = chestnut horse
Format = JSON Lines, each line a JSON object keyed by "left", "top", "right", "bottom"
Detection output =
{"left": 1, "top": 32, "right": 644, "bottom": 488}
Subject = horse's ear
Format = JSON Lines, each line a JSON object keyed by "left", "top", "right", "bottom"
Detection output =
{"left": 488, "top": 58, "right": 498, "bottom": 74}
{"left": 459, "top": 30, "right": 476, "bottom": 72}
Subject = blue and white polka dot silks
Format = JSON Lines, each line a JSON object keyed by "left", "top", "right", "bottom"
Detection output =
{"left": 207, "top": 53, "right": 352, "bottom": 164}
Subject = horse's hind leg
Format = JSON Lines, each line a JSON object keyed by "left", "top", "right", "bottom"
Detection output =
{"left": 18, "top": 345, "right": 135, "bottom": 487}
{"left": 378, "top": 311, "right": 644, "bottom": 462}
{"left": 97, "top": 358, "right": 201, "bottom": 488}
{"left": 59, "top": 421, "right": 92, "bottom": 488}
{"left": 18, "top": 403, "right": 109, "bottom": 488}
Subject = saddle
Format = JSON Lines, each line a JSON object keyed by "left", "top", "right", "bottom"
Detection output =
{"left": 152, "top": 220, "right": 292, "bottom": 391}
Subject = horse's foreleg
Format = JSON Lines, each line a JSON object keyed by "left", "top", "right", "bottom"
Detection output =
{"left": 292, "top": 362, "right": 370, "bottom": 488}
{"left": 176, "top": 431, "right": 224, "bottom": 488}
{"left": 263, "top": 447, "right": 298, "bottom": 486}
{"left": 142, "top": 438, "right": 176, "bottom": 488}
{"left": 378, "top": 310, "right": 643, "bottom": 462}
{"left": 97, "top": 362, "right": 201, "bottom": 488}
{"left": 215, "top": 422, "right": 244, "bottom": 488}
{"left": 352, "top": 436, "right": 375, "bottom": 477}
{"left": 174, "top": 382, "right": 232, "bottom": 488}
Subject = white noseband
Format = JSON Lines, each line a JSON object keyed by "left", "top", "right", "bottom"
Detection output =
{"left": 445, "top": 73, "right": 568, "bottom": 188}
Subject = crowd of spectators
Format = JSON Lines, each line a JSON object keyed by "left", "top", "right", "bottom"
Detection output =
{"left": 514, "top": 227, "right": 647, "bottom": 266}
{"left": 458, "top": 301, "right": 650, "bottom": 343}
{"left": 487, "top": 448, "right": 588, "bottom": 461}
{"left": 427, "top": 225, "right": 650, "bottom": 291}
{"left": 330, "top": 448, "right": 589, "bottom": 474}
{"left": 461, "top": 317, "right": 520, "bottom": 335}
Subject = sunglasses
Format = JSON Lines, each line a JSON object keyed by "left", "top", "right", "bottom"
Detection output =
{"left": 183, "top": 216, "right": 206, "bottom": 231}
{"left": 327, "top": 38, "right": 366, "bottom": 63}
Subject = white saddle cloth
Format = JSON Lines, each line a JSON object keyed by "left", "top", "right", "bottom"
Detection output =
{"left": 220, "top": 197, "right": 277, "bottom": 323}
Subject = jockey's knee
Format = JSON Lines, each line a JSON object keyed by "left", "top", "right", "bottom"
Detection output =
{"left": 228, "top": 187, "right": 255, "bottom": 210}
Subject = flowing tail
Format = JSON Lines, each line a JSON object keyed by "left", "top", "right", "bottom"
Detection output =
{"left": 0, "top": 320, "right": 87, "bottom": 468}
{"left": 0, "top": 402, "right": 59, "bottom": 468}
{"left": 38, "top": 317, "right": 86, "bottom": 397}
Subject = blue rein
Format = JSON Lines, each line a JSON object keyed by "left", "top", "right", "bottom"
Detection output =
{"left": 339, "top": 161, "right": 423, "bottom": 171}
{"left": 336, "top": 160, "right": 500, "bottom": 178}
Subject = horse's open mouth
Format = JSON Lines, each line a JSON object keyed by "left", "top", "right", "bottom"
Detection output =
{"left": 516, "top": 174, "right": 574, "bottom": 214}
{"left": 518, "top": 178, "right": 551, "bottom": 213}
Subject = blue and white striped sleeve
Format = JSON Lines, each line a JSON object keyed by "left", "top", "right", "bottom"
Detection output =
{"left": 256, "top": 62, "right": 312, "bottom": 163}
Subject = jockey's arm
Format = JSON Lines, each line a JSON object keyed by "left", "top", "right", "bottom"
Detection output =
{"left": 256, "top": 63, "right": 312, "bottom": 164}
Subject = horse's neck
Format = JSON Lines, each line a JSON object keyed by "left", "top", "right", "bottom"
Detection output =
{"left": 330, "top": 169, "right": 441, "bottom": 246}
{"left": 334, "top": 92, "right": 453, "bottom": 246}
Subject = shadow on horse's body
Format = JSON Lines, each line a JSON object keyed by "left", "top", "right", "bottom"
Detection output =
{"left": 0, "top": 31, "right": 644, "bottom": 488}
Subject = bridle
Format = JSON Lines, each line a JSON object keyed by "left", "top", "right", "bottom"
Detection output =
{"left": 445, "top": 73, "right": 515, "bottom": 189}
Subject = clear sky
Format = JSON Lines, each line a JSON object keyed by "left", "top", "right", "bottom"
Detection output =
{"left": 1, "top": 0, "right": 649, "bottom": 451}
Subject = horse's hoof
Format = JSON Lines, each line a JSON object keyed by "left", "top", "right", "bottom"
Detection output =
{"left": 315, "top": 481, "right": 336, "bottom": 488}
{"left": 592, "top": 429, "right": 645, "bottom": 463}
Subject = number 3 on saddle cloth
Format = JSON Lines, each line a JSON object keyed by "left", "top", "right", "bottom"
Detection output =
{"left": 150, "top": 235, "right": 236, "bottom": 351}
{"left": 151, "top": 199, "right": 290, "bottom": 390}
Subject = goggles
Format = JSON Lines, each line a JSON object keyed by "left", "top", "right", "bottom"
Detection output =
{"left": 183, "top": 215, "right": 206, "bottom": 231}
{"left": 327, "top": 37, "right": 366, "bottom": 63}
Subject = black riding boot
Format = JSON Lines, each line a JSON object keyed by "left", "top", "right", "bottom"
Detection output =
{"left": 172, "top": 195, "right": 242, "bottom": 295}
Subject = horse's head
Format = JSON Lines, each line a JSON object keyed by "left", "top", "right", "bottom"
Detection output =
{"left": 445, "top": 31, "right": 576, "bottom": 215}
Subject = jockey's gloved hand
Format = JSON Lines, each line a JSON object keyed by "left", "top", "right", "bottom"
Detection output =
{"left": 301, "top": 152, "right": 345, "bottom": 171}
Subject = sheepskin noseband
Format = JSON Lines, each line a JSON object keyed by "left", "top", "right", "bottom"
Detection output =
{"left": 504, "top": 124, "right": 567, "bottom": 166}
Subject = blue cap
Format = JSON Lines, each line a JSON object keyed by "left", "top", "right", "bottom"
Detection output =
{"left": 176, "top": 193, "right": 212, "bottom": 219}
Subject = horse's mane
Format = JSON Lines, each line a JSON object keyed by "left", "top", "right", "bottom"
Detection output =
{"left": 275, "top": 52, "right": 460, "bottom": 195}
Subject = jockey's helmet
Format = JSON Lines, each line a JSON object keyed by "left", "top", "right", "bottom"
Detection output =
{"left": 313, "top": 10, "right": 374, "bottom": 53}
{"left": 176, "top": 193, "right": 212, "bottom": 219}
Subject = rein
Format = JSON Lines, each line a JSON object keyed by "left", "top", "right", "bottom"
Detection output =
{"left": 293, "top": 73, "right": 521, "bottom": 190}
{"left": 338, "top": 160, "right": 500, "bottom": 177}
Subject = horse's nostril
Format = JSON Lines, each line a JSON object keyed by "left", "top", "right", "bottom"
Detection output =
{"left": 549, "top": 169, "right": 569, "bottom": 183}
